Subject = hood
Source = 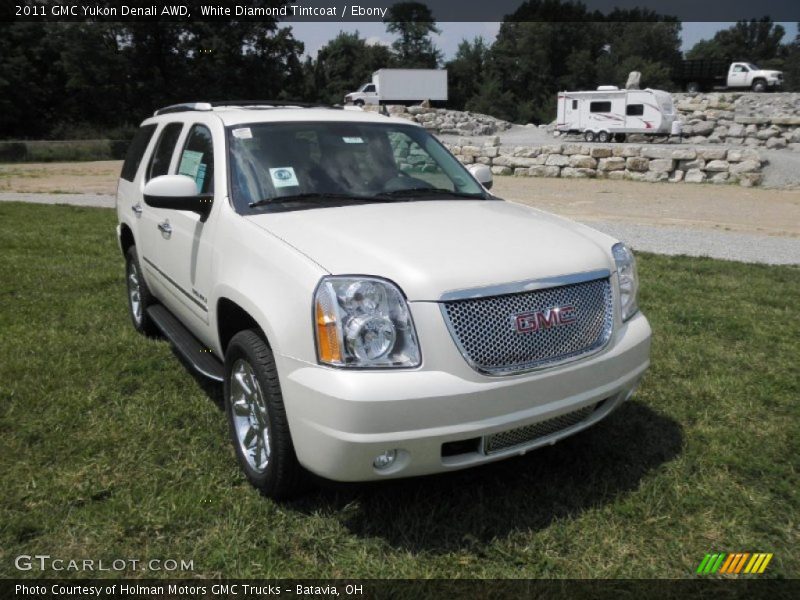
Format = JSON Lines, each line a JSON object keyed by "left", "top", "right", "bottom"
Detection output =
{"left": 247, "top": 200, "right": 617, "bottom": 301}
{"left": 756, "top": 69, "right": 783, "bottom": 77}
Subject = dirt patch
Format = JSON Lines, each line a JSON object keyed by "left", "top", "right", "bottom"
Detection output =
{"left": 1, "top": 160, "right": 798, "bottom": 238}
{"left": 494, "top": 177, "right": 800, "bottom": 238}
{"left": 0, "top": 161, "right": 121, "bottom": 194}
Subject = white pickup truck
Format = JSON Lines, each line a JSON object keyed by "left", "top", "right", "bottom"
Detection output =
{"left": 116, "top": 101, "right": 651, "bottom": 498}
{"left": 676, "top": 60, "right": 784, "bottom": 93}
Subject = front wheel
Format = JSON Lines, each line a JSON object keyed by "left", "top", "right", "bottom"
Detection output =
{"left": 224, "top": 330, "right": 308, "bottom": 499}
{"left": 125, "top": 246, "right": 159, "bottom": 336}
{"left": 354, "top": 99, "right": 365, "bottom": 107}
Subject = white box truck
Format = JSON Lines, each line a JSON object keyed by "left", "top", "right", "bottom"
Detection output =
{"left": 556, "top": 86, "right": 681, "bottom": 142}
{"left": 344, "top": 69, "right": 448, "bottom": 106}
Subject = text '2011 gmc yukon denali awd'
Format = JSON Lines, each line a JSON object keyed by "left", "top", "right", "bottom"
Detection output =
{"left": 116, "top": 101, "right": 651, "bottom": 498}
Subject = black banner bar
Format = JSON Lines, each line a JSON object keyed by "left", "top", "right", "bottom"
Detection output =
{"left": 3, "top": 579, "right": 800, "bottom": 600}
{"left": 3, "top": 0, "right": 800, "bottom": 23}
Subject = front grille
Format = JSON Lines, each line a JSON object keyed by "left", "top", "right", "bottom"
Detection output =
{"left": 484, "top": 404, "right": 596, "bottom": 454}
{"left": 442, "top": 277, "right": 613, "bottom": 375}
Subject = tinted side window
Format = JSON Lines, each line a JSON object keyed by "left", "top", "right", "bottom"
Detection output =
{"left": 626, "top": 104, "right": 644, "bottom": 116}
{"left": 364, "top": 84, "right": 376, "bottom": 92}
{"left": 147, "top": 123, "right": 183, "bottom": 181}
{"left": 572, "top": 100, "right": 578, "bottom": 109}
{"left": 178, "top": 125, "right": 214, "bottom": 194}
{"left": 590, "top": 101, "right": 612, "bottom": 113}
{"left": 120, "top": 124, "right": 156, "bottom": 182}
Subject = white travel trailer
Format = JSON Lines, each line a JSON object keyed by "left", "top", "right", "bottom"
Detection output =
{"left": 556, "top": 87, "right": 681, "bottom": 142}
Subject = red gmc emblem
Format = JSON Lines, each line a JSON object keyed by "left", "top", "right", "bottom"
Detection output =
{"left": 512, "top": 305, "right": 577, "bottom": 333}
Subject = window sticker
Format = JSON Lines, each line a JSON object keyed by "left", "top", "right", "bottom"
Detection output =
{"left": 178, "top": 150, "right": 203, "bottom": 178}
{"left": 269, "top": 167, "right": 299, "bottom": 188}
{"left": 195, "top": 163, "right": 207, "bottom": 192}
{"left": 342, "top": 136, "right": 364, "bottom": 144}
{"left": 232, "top": 127, "right": 253, "bottom": 139}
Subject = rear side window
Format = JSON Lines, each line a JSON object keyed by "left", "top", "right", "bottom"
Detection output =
{"left": 147, "top": 123, "right": 183, "bottom": 181}
{"left": 120, "top": 124, "right": 156, "bottom": 182}
{"left": 626, "top": 104, "right": 644, "bottom": 116}
{"left": 572, "top": 100, "right": 577, "bottom": 109}
{"left": 178, "top": 125, "right": 214, "bottom": 194}
{"left": 590, "top": 101, "right": 612, "bottom": 113}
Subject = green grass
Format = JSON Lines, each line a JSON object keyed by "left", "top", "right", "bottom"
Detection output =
{"left": 0, "top": 202, "right": 798, "bottom": 579}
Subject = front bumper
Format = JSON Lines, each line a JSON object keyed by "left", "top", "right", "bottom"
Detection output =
{"left": 278, "top": 302, "right": 652, "bottom": 482}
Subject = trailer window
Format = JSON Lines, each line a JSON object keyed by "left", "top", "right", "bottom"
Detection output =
{"left": 572, "top": 100, "right": 577, "bottom": 109}
{"left": 626, "top": 104, "right": 644, "bottom": 116}
{"left": 590, "top": 102, "right": 612, "bottom": 113}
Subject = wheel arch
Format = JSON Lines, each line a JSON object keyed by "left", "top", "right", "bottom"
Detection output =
{"left": 216, "top": 295, "right": 272, "bottom": 356}
{"left": 119, "top": 222, "right": 135, "bottom": 256}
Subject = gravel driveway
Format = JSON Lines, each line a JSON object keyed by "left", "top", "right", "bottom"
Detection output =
{"left": 2, "top": 190, "right": 797, "bottom": 265}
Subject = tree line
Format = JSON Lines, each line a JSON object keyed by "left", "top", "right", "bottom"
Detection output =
{"left": 1, "top": 0, "right": 798, "bottom": 139}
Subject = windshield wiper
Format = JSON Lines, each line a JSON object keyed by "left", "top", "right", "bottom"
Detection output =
{"left": 248, "top": 192, "right": 389, "bottom": 208}
{"left": 377, "top": 187, "right": 484, "bottom": 199}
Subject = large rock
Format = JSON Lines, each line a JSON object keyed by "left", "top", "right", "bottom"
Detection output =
{"left": 738, "top": 172, "right": 763, "bottom": 187}
{"left": 641, "top": 147, "right": 674, "bottom": 159}
{"left": 491, "top": 165, "right": 513, "bottom": 176}
{"left": 729, "top": 159, "right": 760, "bottom": 174}
{"left": 697, "top": 148, "right": 727, "bottom": 160}
{"left": 726, "top": 123, "right": 746, "bottom": 138}
{"left": 765, "top": 137, "right": 788, "bottom": 149}
{"left": 597, "top": 157, "right": 626, "bottom": 171}
{"left": 528, "top": 165, "right": 561, "bottom": 177}
{"left": 726, "top": 149, "right": 760, "bottom": 162}
{"left": 545, "top": 154, "right": 570, "bottom": 167}
{"left": 671, "top": 148, "right": 697, "bottom": 160}
{"left": 685, "top": 169, "right": 707, "bottom": 183}
{"left": 705, "top": 160, "right": 730, "bottom": 172}
{"left": 589, "top": 147, "right": 613, "bottom": 158}
{"left": 561, "top": 167, "right": 596, "bottom": 178}
{"left": 648, "top": 158, "right": 674, "bottom": 173}
{"left": 625, "top": 157, "right": 650, "bottom": 172}
{"left": 568, "top": 155, "right": 597, "bottom": 169}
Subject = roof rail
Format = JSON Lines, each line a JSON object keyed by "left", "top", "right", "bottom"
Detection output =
{"left": 153, "top": 100, "right": 340, "bottom": 116}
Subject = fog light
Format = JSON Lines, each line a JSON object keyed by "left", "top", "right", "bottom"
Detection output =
{"left": 373, "top": 449, "right": 397, "bottom": 470}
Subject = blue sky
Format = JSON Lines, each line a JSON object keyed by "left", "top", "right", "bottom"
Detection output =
{"left": 289, "top": 21, "right": 799, "bottom": 60}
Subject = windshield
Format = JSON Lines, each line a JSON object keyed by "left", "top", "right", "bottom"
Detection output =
{"left": 227, "top": 121, "right": 486, "bottom": 212}
{"left": 746, "top": 63, "right": 760, "bottom": 71}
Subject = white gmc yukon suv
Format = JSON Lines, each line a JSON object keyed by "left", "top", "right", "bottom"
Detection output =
{"left": 116, "top": 101, "right": 651, "bottom": 498}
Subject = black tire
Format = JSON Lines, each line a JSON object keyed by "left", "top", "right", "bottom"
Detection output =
{"left": 224, "top": 329, "right": 308, "bottom": 499}
{"left": 597, "top": 131, "right": 610, "bottom": 143}
{"left": 584, "top": 130, "right": 596, "bottom": 142}
{"left": 686, "top": 82, "right": 700, "bottom": 93}
{"left": 751, "top": 80, "right": 766, "bottom": 93}
{"left": 613, "top": 133, "right": 627, "bottom": 143}
{"left": 124, "top": 246, "right": 159, "bottom": 336}
{"left": 354, "top": 99, "right": 365, "bottom": 107}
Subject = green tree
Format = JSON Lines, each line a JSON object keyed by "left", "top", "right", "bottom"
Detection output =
{"left": 445, "top": 37, "right": 490, "bottom": 110}
{"left": 784, "top": 24, "right": 800, "bottom": 91}
{"left": 383, "top": 2, "right": 442, "bottom": 68}
{"left": 308, "top": 31, "right": 392, "bottom": 104}
{"left": 686, "top": 18, "right": 786, "bottom": 65}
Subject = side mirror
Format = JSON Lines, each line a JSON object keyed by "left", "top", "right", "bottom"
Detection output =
{"left": 143, "top": 175, "right": 213, "bottom": 217}
{"left": 468, "top": 164, "right": 493, "bottom": 190}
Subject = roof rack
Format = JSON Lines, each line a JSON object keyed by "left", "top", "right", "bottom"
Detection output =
{"left": 153, "top": 100, "right": 341, "bottom": 116}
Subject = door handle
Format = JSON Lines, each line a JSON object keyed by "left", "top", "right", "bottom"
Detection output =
{"left": 131, "top": 203, "right": 142, "bottom": 216}
{"left": 157, "top": 221, "right": 172, "bottom": 236}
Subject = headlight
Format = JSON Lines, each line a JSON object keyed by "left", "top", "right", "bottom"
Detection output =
{"left": 612, "top": 242, "right": 639, "bottom": 321}
{"left": 314, "top": 276, "right": 421, "bottom": 368}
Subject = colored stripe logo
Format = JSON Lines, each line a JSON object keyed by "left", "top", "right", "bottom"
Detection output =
{"left": 696, "top": 553, "right": 773, "bottom": 575}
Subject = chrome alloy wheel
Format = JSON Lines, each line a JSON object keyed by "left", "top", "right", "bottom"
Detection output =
{"left": 127, "top": 259, "right": 142, "bottom": 324}
{"left": 230, "top": 359, "right": 271, "bottom": 472}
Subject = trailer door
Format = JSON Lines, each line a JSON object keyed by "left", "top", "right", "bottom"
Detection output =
{"left": 563, "top": 96, "right": 580, "bottom": 130}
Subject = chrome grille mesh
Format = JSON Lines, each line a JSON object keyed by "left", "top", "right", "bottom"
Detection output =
{"left": 442, "top": 277, "right": 613, "bottom": 375}
{"left": 484, "top": 404, "right": 596, "bottom": 454}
